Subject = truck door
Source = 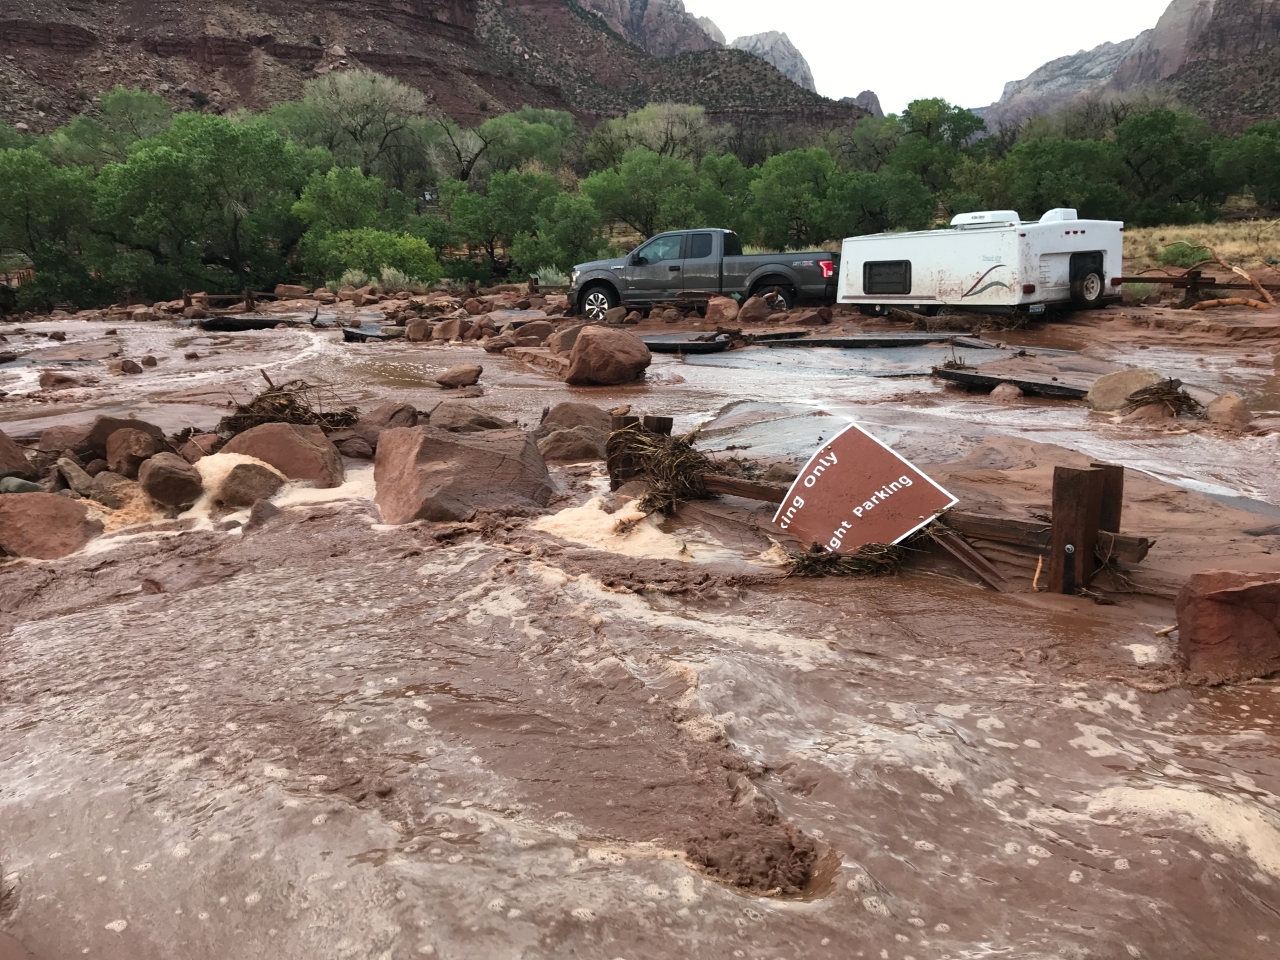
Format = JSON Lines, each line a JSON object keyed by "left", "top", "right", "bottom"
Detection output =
{"left": 681, "top": 231, "right": 720, "bottom": 293}
{"left": 623, "top": 234, "right": 686, "bottom": 303}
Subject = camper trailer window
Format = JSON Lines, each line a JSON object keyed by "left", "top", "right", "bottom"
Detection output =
{"left": 688, "top": 233, "right": 714, "bottom": 260}
{"left": 864, "top": 261, "right": 912, "bottom": 295}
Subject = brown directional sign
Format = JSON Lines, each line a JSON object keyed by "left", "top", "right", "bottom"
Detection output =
{"left": 772, "top": 422, "right": 958, "bottom": 553}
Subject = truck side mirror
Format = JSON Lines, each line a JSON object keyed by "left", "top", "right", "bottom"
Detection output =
{"left": 630, "top": 254, "right": 643, "bottom": 266}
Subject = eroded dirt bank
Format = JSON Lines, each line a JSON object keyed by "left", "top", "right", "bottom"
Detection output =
{"left": 2, "top": 306, "right": 1280, "bottom": 959}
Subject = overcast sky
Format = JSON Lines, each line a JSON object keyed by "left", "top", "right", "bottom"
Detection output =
{"left": 683, "top": 0, "right": 1173, "bottom": 113}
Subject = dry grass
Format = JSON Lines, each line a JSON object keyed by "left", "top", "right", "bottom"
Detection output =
{"left": 1125, "top": 220, "right": 1280, "bottom": 273}
{"left": 784, "top": 542, "right": 907, "bottom": 577}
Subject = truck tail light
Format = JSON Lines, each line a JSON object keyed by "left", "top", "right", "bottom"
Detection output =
{"left": 1022, "top": 284, "right": 1036, "bottom": 295}
{"left": 820, "top": 260, "right": 835, "bottom": 279}
{"left": 1111, "top": 278, "right": 1123, "bottom": 287}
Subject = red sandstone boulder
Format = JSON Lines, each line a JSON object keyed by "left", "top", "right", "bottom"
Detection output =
{"left": 374, "top": 426, "right": 553, "bottom": 524}
{"left": 436, "top": 364, "right": 482, "bottom": 388}
{"left": 106, "top": 427, "right": 161, "bottom": 479}
{"left": 545, "top": 324, "right": 587, "bottom": 356}
{"left": 564, "top": 326, "right": 652, "bottom": 387}
{"left": 138, "top": 452, "right": 204, "bottom": 510}
{"left": 432, "top": 318, "right": 471, "bottom": 341}
{"left": 704, "top": 297, "right": 739, "bottom": 324}
{"left": 737, "top": 296, "right": 772, "bottom": 324}
{"left": 515, "top": 320, "right": 555, "bottom": 343}
{"left": 0, "top": 428, "right": 31, "bottom": 477}
{"left": 222, "top": 423, "right": 344, "bottom": 487}
{"left": 405, "top": 317, "right": 434, "bottom": 342}
{"left": 354, "top": 402, "right": 419, "bottom": 450}
{"left": 0, "top": 493, "right": 103, "bottom": 559}
{"left": 81, "top": 417, "right": 165, "bottom": 460}
{"left": 274, "top": 284, "right": 311, "bottom": 299}
{"left": 1177, "top": 570, "right": 1280, "bottom": 683}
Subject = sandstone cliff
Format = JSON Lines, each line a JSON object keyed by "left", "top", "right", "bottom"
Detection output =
{"left": 1, "top": 0, "right": 856, "bottom": 134}
{"left": 569, "top": 0, "right": 718, "bottom": 57}
{"left": 730, "top": 32, "right": 816, "bottom": 93}
{"left": 841, "top": 91, "right": 883, "bottom": 118}
{"left": 696, "top": 16, "right": 726, "bottom": 46}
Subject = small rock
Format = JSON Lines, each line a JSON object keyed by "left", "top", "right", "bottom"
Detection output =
{"left": 1206, "top": 392, "right": 1253, "bottom": 430}
{"left": 603, "top": 306, "right": 627, "bottom": 325}
{"left": 623, "top": 311, "right": 642, "bottom": 324}
{"left": 515, "top": 320, "right": 555, "bottom": 343}
{"left": 463, "top": 298, "right": 485, "bottom": 315}
{"left": 990, "top": 383, "right": 1024, "bottom": 401}
{"left": 178, "top": 434, "right": 219, "bottom": 464}
{"left": 405, "top": 317, "right": 434, "bottom": 342}
{"left": 483, "top": 335, "right": 516, "bottom": 354}
{"left": 48, "top": 331, "right": 66, "bottom": 342}
{"left": 0, "top": 427, "right": 32, "bottom": 477}
{"left": 338, "top": 437, "right": 374, "bottom": 459}
{"left": 244, "top": 499, "right": 282, "bottom": 530}
{"left": 353, "top": 403, "right": 418, "bottom": 450}
{"left": 84, "top": 459, "right": 108, "bottom": 477}
{"left": 0, "top": 352, "right": 17, "bottom": 364}
{"left": 1086, "top": 368, "right": 1162, "bottom": 412}
{"left": 138, "top": 452, "right": 204, "bottom": 510}
{"left": 1121, "top": 403, "right": 1173, "bottom": 422}
{"left": 274, "top": 284, "right": 311, "bottom": 298}
{"left": 761, "top": 463, "right": 800, "bottom": 484}
{"left": 737, "top": 296, "right": 772, "bottom": 324}
{"left": 109, "top": 358, "right": 143, "bottom": 375}
{"left": 140, "top": 355, "right": 157, "bottom": 367}
{"left": 214, "top": 461, "right": 285, "bottom": 508}
{"left": 537, "top": 401, "right": 612, "bottom": 438}
{"left": 436, "top": 364, "right": 482, "bottom": 389}
{"left": 106, "top": 428, "right": 161, "bottom": 479}
{"left": 428, "top": 401, "right": 514, "bottom": 433}
{"left": 793, "top": 310, "right": 829, "bottom": 327}
{"left": 538, "top": 426, "right": 607, "bottom": 463}
{"left": 89, "top": 472, "right": 135, "bottom": 509}
{"left": 184, "top": 351, "right": 200, "bottom": 360}
{"left": 704, "top": 297, "right": 740, "bottom": 324}
{"left": 0, "top": 476, "right": 42, "bottom": 494}
{"left": 39, "top": 369, "right": 82, "bottom": 391}
{"left": 56, "top": 457, "right": 95, "bottom": 496}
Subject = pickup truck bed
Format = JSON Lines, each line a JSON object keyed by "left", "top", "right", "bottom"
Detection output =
{"left": 569, "top": 228, "right": 838, "bottom": 321}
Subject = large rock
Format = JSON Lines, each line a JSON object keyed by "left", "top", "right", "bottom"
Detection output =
{"left": 564, "top": 326, "right": 652, "bottom": 386}
{"left": 436, "top": 364, "right": 482, "bottom": 388}
{"left": 513, "top": 320, "right": 555, "bottom": 343}
{"left": 1086, "top": 368, "right": 1163, "bottom": 412}
{"left": 138, "top": 452, "right": 204, "bottom": 509}
{"left": 374, "top": 427, "right": 553, "bottom": 524}
{"left": 81, "top": 416, "right": 165, "bottom": 460}
{"left": 432, "top": 318, "right": 471, "bottom": 341}
{"left": 354, "top": 402, "right": 419, "bottom": 450}
{"left": 545, "top": 324, "right": 587, "bottom": 356}
{"left": 1206, "top": 392, "right": 1253, "bottom": 429}
{"left": 428, "top": 401, "right": 515, "bottom": 434}
{"left": 538, "top": 426, "right": 608, "bottom": 463}
{"left": 0, "top": 493, "right": 102, "bottom": 559}
{"left": 1177, "top": 571, "right": 1280, "bottom": 683}
{"left": 704, "top": 296, "right": 740, "bottom": 324}
{"left": 737, "top": 296, "right": 772, "bottom": 324}
{"left": 214, "top": 461, "right": 285, "bottom": 508}
{"left": 405, "top": 317, "right": 435, "bottom": 342}
{"left": 484, "top": 335, "right": 516, "bottom": 354}
{"left": 535, "top": 401, "right": 612, "bottom": 441}
{"left": 106, "top": 427, "right": 161, "bottom": 479}
{"left": 222, "top": 423, "right": 344, "bottom": 488}
{"left": 0, "top": 428, "right": 31, "bottom": 477}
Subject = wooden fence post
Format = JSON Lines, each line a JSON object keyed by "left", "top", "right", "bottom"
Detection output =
{"left": 1091, "top": 463, "right": 1125, "bottom": 533}
{"left": 1048, "top": 466, "right": 1105, "bottom": 595}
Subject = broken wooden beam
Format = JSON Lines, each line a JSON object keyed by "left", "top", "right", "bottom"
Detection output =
{"left": 930, "top": 526, "right": 1007, "bottom": 592}
{"left": 701, "top": 474, "right": 789, "bottom": 503}
{"left": 942, "top": 512, "right": 1151, "bottom": 565}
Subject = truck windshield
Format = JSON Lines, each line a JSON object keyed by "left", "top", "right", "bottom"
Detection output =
{"left": 723, "top": 233, "right": 743, "bottom": 257}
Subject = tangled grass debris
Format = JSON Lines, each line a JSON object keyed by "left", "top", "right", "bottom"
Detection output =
{"left": 1122, "top": 378, "right": 1205, "bottom": 418}
{"left": 218, "top": 374, "right": 359, "bottom": 437}
{"left": 784, "top": 542, "right": 908, "bottom": 578}
{"left": 605, "top": 425, "right": 714, "bottom": 516}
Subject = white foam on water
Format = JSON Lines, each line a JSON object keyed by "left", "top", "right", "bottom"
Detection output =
{"left": 531, "top": 497, "right": 736, "bottom": 563}
{"left": 1087, "top": 785, "right": 1280, "bottom": 878}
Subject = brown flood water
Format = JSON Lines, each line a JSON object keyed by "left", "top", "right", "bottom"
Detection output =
{"left": 1, "top": 315, "right": 1279, "bottom": 959}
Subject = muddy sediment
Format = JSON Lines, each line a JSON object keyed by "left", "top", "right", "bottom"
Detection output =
{"left": 1, "top": 304, "right": 1279, "bottom": 959}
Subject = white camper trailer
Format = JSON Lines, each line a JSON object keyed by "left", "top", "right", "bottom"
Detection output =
{"left": 837, "top": 209, "right": 1124, "bottom": 317}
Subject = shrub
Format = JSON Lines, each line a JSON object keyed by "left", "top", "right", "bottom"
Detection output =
{"left": 1157, "top": 241, "right": 1211, "bottom": 268}
{"left": 338, "top": 268, "right": 370, "bottom": 289}
{"left": 301, "top": 228, "right": 442, "bottom": 286}
{"left": 378, "top": 265, "right": 424, "bottom": 293}
{"left": 533, "top": 266, "right": 569, "bottom": 286}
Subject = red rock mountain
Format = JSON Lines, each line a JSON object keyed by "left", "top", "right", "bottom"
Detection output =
{"left": 1, "top": 0, "right": 860, "bottom": 135}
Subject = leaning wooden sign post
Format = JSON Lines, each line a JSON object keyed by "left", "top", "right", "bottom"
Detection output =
{"left": 772, "top": 422, "right": 958, "bottom": 554}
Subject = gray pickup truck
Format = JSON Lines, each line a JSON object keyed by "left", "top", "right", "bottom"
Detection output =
{"left": 569, "top": 228, "right": 839, "bottom": 321}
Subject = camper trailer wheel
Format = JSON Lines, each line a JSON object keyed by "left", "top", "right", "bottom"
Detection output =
{"left": 933, "top": 305, "right": 957, "bottom": 317}
{"left": 1071, "top": 271, "right": 1105, "bottom": 308}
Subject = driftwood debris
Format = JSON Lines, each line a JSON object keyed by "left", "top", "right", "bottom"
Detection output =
{"left": 1188, "top": 297, "right": 1272, "bottom": 311}
{"left": 217, "top": 376, "right": 358, "bottom": 437}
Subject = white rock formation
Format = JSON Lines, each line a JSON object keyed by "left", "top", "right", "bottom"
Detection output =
{"left": 729, "top": 31, "right": 816, "bottom": 92}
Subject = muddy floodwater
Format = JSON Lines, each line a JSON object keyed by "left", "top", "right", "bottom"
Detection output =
{"left": 2, "top": 312, "right": 1280, "bottom": 959}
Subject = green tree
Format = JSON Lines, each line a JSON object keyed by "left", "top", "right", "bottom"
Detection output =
{"left": 44, "top": 87, "right": 173, "bottom": 168}
{"left": 0, "top": 148, "right": 94, "bottom": 257}
{"left": 442, "top": 170, "right": 562, "bottom": 270}
{"left": 1113, "top": 109, "right": 1223, "bottom": 224}
{"left": 93, "top": 113, "right": 318, "bottom": 292}
{"left": 1218, "top": 121, "right": 1280, "bottom": 209}
{"left": 299, "top": 228, "right": 442, "bottom": 285}
{"left": 748, "top": 148, "right": 838, "bottom": 249}
{"left": 689, "top": 153, "right": 758, "bottom": 235}
{"left": 510, "top": 193, "right": 607, "bottom": 273}
{"left": 900, "top": 98, "right": 986, "bottom": 148}
{"left": 586, "top": 103, "right": 727, "bottom": 169}
{"left": 827, "top": 168, "right": 935, "bottom": 237}
{"left": 993, "top": 137, "right": 1130, "bottom": 221}
{"left": 477, "top": 108, "right": 577, "bottom": 174}
{"left": 292, "top": 167, "right": 409, "bottom": 234}
{"left": 580, "top": 148, "right": 697, "bottom": 238}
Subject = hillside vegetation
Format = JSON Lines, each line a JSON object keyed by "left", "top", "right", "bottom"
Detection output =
{"left": 3, "top": 72, "right": 1279, "bottom": 311}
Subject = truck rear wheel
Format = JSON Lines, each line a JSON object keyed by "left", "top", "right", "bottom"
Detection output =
{"left": 1070, "top": 271, "right": 1105, "bottom": 308}
{"left": 581, "top": 284, "right": 619, "bottom": 322}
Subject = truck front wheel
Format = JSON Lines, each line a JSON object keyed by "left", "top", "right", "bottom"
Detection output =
{"left": 1071, "top": 271, "right": 1105, "bottom": 308}
{"left": 581, "top": 285, "right": 619, "bottom": 322}
{"left": 753, "top": 283, "right": 794, "bottom": 312}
